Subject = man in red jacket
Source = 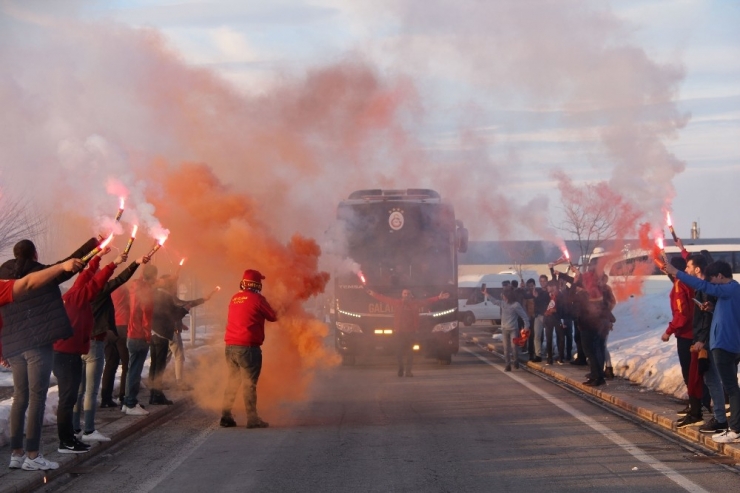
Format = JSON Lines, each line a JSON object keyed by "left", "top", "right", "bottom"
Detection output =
{"left": 661, "top": 256, "right": 696, "bottom": 420}
{"left": 220, "top": 269, "right": 277, "bottom": 429}
{"left": 366, "top": 287, "right": 449, "bottom": 377}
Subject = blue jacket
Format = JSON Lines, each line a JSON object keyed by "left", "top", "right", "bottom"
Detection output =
{"left": 675, "top": 271, "right": 740, "bottom": 353}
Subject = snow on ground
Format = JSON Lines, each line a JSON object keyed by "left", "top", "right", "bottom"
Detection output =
{"left": 0, "top": 290, "right": 690, "bottom": 447}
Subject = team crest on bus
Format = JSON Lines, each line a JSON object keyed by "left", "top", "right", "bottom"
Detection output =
{"left": 388, "top": 208, "right": 404, "bottom": 231}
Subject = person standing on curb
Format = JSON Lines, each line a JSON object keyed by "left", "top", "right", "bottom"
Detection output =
{"left": 487, "top": 288, "right": 530, "bottom": 371}
{"left": 220, "top": 270, "right": 278, "bottom": 429}
{"left": 664, "top": 260, "right": 740, "bottom": 443}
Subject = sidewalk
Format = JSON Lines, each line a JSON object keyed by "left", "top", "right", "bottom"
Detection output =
{"left": 0, "top": 386, "right": 190, "bottom": 493}
{"left": 464, "top": 330, "right": 740, "bottom": 464}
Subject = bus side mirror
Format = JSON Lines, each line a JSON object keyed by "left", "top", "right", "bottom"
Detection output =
{"left": 456, "top": 226, "right": 468, "bottom": 253}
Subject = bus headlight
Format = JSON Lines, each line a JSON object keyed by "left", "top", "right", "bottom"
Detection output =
{"left": 432, "top": 321, "right": 458, "bottom": 333}
{"left": 336, "top": 322, "right": 363, "bottom": 334}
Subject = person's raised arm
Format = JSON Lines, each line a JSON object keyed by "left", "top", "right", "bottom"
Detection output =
{"left": 12, "top": 258, "right": 84, "bottom": 298}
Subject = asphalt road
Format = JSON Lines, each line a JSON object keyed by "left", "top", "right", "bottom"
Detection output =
{"left": 40, "top": 341, "right": 740, "bottom": 493}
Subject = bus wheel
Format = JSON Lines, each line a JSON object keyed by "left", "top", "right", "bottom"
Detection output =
{"left": 439, "top": 352, "right": 452, "bottom": 365}
{"left": 342, "top": 355, "right": 356, "bottom": 366}
{"left": 462, "top": 312, "right": 475, "bottom": 327}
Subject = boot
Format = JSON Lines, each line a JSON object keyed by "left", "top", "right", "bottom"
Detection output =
{"left": 604, "top": 366, "right": 615, "bottom": 380}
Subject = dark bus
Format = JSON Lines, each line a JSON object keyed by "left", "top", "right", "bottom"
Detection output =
{"left": 331, "top": 189, "right": 468, "bottom": 365}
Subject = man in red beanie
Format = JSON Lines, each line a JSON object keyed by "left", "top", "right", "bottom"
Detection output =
{"left": 220, "top": 269, "right": 277, "bottom": 429}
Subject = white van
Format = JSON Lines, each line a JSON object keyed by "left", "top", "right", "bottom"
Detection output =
{"left": 457, "top": 271, "right": 539, "bottom": 325}
{"left": 589, "top": 243, "right": 740, "bottom": 295}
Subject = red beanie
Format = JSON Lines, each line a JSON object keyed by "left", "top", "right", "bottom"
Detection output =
{"left": 242, "top": 269, "right": 265, "bottom": 283}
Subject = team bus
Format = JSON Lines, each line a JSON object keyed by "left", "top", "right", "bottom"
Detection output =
{"left": 588, "top": 240, "right": 740, "bottom": 295}
{"left": 331, "top": 189, "right": 468, "bottom": 365}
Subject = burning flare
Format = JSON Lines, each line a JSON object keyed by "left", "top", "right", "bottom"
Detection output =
{"left": 666, "top": 211, "right": 679, "bottom": 243}
{"left": 115, "top": 197, "right": 125, "bottom": 222}
{"left": 357, "top": 270, "right": 367, "bottom": 285}
{"left": 82, "top": 233, "right": 114, "bottom": 263}
{"left": 147, "top": 236, "right": 167, "bottom": 258}
{"left": 123, "top": 224, "right": 138, "bottom": 256}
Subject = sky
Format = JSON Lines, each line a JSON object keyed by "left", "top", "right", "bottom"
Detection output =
{"left": 0, "top": 0, "right": 738, "bottom": 249}
{"left": 93, "top": 0, "right": 740, "bottom": 239}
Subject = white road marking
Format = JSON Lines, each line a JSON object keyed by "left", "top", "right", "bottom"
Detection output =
{"left": 463, "top": 346, "right": 710, "bottom": 493}
{"left": 129, "top": 422, "right": 218, "bottom": 493}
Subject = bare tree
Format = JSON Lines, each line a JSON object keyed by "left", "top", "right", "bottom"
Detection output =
{"left": 555, "top": 176, "right": 640, "bottom": 265}
{"left": 502, "top": 241, "right": 537, "bottom": 283}
{"left": 0, "top": 193, "right": 47, "bottom": 257}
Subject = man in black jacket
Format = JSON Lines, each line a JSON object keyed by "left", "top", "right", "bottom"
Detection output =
{"left": 1, "top": 237, "right": 98, "bottom": 471}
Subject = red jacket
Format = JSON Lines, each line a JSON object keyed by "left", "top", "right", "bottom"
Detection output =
{"left": 368, "top": 291, "right": 441, "bottom": 333}
{"left": 54, "top": 257, "right": 115, "bottom": 355}
{"left": 128, "top": 277, "right": 155, "bottom": 342}
{"left": 0, "top": 279, "right": 14, "bottom": 359}
{"left": 112, "top": 284, "right": 130, "bottom": 327}
{"left": 665, "top": 279, "right": 694, "bottom": 340}
{"left": 224, "top": 289, "right": 277, "bottom": 347}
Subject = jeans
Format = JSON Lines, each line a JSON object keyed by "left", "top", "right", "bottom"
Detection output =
{"left": 501, "top": 328, "right": 517, "bottom": 366}
{"left": 704, "top": 348, "right": 729, "bottom": 423}
{"left": 711, "top": 348, "right": 740, "bottom": 431}
{"left": 125, "top": 338, "right": 150, "bottom": 408}
{"left": 53, "top": 351, "right": 83, "bottom": 443}
{"left": 396, "top": 332, "right": 415, "bottom": 373}
{"left": 603, "top": 332, "right": 612, "bottom": 367}
{"left": 8, "top": 344, "right": 54, "bottom": 453}
{"left": 169, "top": 332, "right": 185, "bottom": 381}
{"left": 74, "top": 339, "right": 105, "bottom": 433}
{"left": 102, "top": 326, "right": 129, "bottom": 402}
{"left": 222, "top": 345, "right": 262, "bottom": 420}
{"left": 562, "top": 317, "right": 574, "bottom": 360}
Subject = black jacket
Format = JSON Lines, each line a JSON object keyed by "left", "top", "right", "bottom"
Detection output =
{"left": 692, "top": 290, "right": 716, "bottom": 345}
{"left": 91, "top": 261, "right": 140, "bottom": 338}
{"left": 0, "top": 238, "right": 99, "bottom": 358}
{"left": 151, "top": 289, "right": 205, "bottom": 342}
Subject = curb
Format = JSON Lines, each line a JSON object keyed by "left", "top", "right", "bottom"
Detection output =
{"left": 1, "top": 398, "right": 192, "bottom": 493}
{"left": 468, "top": 335, "right": 740, "bottom": 462}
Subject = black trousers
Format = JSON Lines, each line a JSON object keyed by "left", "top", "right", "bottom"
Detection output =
{"left": 101, "top": 326, "right": 129, "bottom": 402}
{"left": 573, "top": 321, "right": 587, "bottom": 363}
{"left": 581, "top": 329, "right": 605, "bottom": 381}
{"left": 149, "top": 338, "right": 170, "bottom": 392}
{"left": 544, "top": 315, "right": 565, "bottom": 363}
{"left": 53, "top": 351, "right": 83, "bottom": 443}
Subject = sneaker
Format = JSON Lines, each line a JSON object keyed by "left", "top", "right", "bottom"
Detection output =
{"left": 58, "top": 438, "right": 91, "bottom": 454}
{"left": 570, "top": 359, "right": 588, "bottom": 366}
{"left": 545, "top": 359, "right": 553, "bottom": 366}
{"left": 513, "top": 361, "right": 520, "bottom": 370}
{"left": 556, "top": 360, "right": 564, "bottom": 366}
{"left": 100, "top": 400, "right": 118, "bottom": 408}
{"left": 220, "top": 415, "right": 237, "bottom": 428}
{"left": 700, "top": 417, "right": 728, "bottom": 434}
{"left": 676, "top": 405, "right": 690, "bottom": 417}
{"left": 712, "top": 429, "right": 740, "bottom": 443}
{"left": 9, "top": 453, "right": 26, "bottom": 469}
{"left": 584, "top": 379, "right": 606, "bottom": 387}
{"left": 81, "top": 430, "right": 111, "bottom": 442}
{"left": 676, "top": 414, "right": 703, "bottom": 428}
{"left": 22, "top": 454, "right": 59, "bottom": 471}
{"left": 531, "top": 356, "right": 542, "bottom": 363}
{"left": 124, "top": 403, "right": 150, "bottom": 416}
{"left": 246, "top": 417, "right": 269, "bottom": 429}
{"left": 504, "top": 364, "right": 512, "bottom": 372}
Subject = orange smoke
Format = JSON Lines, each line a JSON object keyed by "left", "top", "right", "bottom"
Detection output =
{"left": 144, "top": 160, "right": 336, "bottom": 418}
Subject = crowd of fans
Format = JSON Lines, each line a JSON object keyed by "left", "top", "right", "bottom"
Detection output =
{"left": 0, "top": 237, "right": 213, "bottom": 471}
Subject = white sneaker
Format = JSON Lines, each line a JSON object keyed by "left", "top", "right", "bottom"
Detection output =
{"left": 124, "top": 403, "right": 150, "bottom": 416}
{"left": 712, "top": 429, "right": 740, "bottom": 443}
{"left": 80, "top": 430, "right": 111, "bottom": 442}
{"left": 9, "top": 453, "right": 26, "bottom": 469}
{"left": 22, "top": 454, "right": 59, "bottom": 471}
